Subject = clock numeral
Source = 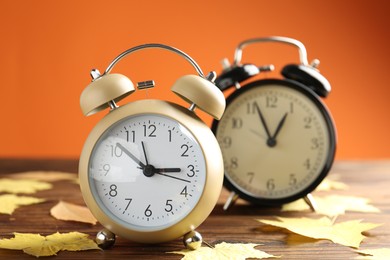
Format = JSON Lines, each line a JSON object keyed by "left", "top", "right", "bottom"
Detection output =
{"left": 311, "top": 138, "right": 319, "bottom": 149}
{"left": 125, "top": 130, "right": 136, "bottom": 142}
{"left": 230, "top": 157, "right": 238, "bottom": 169}
{"left": 181, "top": 144, "right": 189, "bottom": 157}
{"left": 222, "top": 136, "right": 232, "bottom": 148}
{"left": 168, "top": 130, "right": 172, "bottom": 142}
{"left": 109, "top": 184, "right": 118, "bottom": 197}
{"left": 143, "top": 124, "right": 157, "bottom": 137}
{"left": 304, "top": 116, "right": 312, "bottom": 129}
{"left": 289, "top": 174, "right": 297, "bottom": 186}
{"left": 102, "top": 164, "right": 110, "bottom": 176}
{"left": 123, "top": 198, "right": 132, "bottom": 213}
{"left": 232, "top": 117, "right": 243, "bottom": 129}
{"left": 266, "top": 179, "right": 275, "bottom": 191}
{"left": 246, "top": 101, "right": 257, "bottom": 114}
{"left": 266, "top": 95, "right": 278, "bottom": 108}
{"left": 144, "top": 204, "right": 152, "bottom": 217}
{"left": 180, "top": 186, "right": 188, "bottom": 197}
{"left": 187, "top": 165, "right": 195, "bottom": 177}
{"left": 110, "top": 145, "right": 123, "bottom": 157}
{"left": 165, "top": 199, "right": 173, "bottom": 212}
{"left": 304, "top": 158, "right": 311, "bottom": 169}
{"left": 290, "top": 102, "right": 294, "bottom": 113}
{"left": 247, "top": 172, "right": 255, "bottom": 184}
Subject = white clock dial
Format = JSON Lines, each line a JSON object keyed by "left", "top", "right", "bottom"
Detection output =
{"left": 215, "top": 82, "right": 333, "bottom": 201}
{"left": 89, "top": 114, "right": 206, "bottom": 231}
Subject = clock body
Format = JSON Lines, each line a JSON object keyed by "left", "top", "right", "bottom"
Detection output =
{"left": 212, "top": 79, "right": 336, "bottom": 205}
{"left": 79, "top": 99, "right": 223, "bottom": 243}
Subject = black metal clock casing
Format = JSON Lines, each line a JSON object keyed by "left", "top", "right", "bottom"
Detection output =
{"left": 211, "top": 37, "right": 336, "bottom": 209}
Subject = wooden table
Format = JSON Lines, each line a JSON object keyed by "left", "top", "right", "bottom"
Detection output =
{"left": 1, "top": 159, "right": 389, "bottom": 259}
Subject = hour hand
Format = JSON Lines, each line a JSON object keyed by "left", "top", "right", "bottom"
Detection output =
{"left": 116, "top": 143, "right": 145, "bottom": 169}
{"left": 153, "top": 168, "right": 181, "bottom": 173}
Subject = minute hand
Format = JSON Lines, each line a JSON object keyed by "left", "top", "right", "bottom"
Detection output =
{"left": 255, "top": 103, "right": 272, "bottom": 140}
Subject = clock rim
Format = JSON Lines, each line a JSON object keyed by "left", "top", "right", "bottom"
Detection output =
{"left": 79, "top": 99, "right": 223, "bottom": 243}
{"left": 211, "top": 78, "right": 336, "bottom": 205}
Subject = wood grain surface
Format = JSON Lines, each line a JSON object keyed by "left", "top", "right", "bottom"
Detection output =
{"left": 1, "top": 159, "right": 389, "bottom": 259}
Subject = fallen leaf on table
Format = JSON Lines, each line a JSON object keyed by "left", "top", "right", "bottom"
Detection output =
{"left": 0, "top": 232, "right": 100, "bottom": 257}
{"left": 257, "top": 217, "right": 381, "bottom": 248}
{"left": 355, "top": 248, "right": 390, "bottom": 259}
{"left": 282, "top": 195, "right": 380, "bottom": 217}
{"left": 7, "top": 171, "right": 78, "bottom": 183}
{"left": 0, "top": 178, "right": 52, "bottom": 194}
{"left": 316, "top": 179, "right": 349, "bottom": 191}
{"left": 169, "top": 242, "right": 278, "bottom": 259}
{"left": 0, "top": 194, "right": 45, "bottom": 215}
{"left": 50, "top": 201, "right": 97, "bottom": 225}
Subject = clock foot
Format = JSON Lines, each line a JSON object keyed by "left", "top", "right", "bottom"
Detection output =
{"left": 223, "top": 191, "right": 239, "bottom": 210}
{"left": 303, "top": 193, "right": 318, "bottom": 212}
{"left": 183, "top": 230, "right": 202, "bottom": 250}
{"left": 96, "top": 229, "right": 116, "bottom": 249}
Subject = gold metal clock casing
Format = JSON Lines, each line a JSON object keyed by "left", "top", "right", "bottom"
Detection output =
{"left": 79, "top": 99, "right": 223, "bottom": 244}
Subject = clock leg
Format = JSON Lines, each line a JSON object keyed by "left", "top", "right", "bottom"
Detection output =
{"left": 183, "top": 230, "right": 202, "bottom": 250}
{"left": 223, "top": 191, "right": 239, "bottom": 210}
{"left": 303, "top": 193, "right": 318, "bottom": 212}
{"left": 96, "top": 229, "right": 116, "bottom": 249}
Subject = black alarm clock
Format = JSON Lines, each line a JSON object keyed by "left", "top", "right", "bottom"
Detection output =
{"left": 211, "top": 36, "right": 336, "bottom": 210}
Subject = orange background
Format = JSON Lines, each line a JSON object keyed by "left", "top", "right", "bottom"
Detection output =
{"left": 0, "top": 0, "right": 389, "bottom": 159}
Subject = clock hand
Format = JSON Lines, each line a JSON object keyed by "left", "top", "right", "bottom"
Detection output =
{"left": 139, "top": 142, "right": 182, "bottom": 176}
{"left": 272, "top": 112, "right": 288, "bottom": 140}
{"left": 141, "top": 141, "right": 149, "bottom": 165}
{"left": 154, "top": 168, "right": 181, "bottom": 173}
{"left": 154, "top": 172, "right": 191, "bottom": 183}
{"left": 254, "top": 103, "right": 272, "bottom": 140}
{"left": 249, "top": 129, "right": 266, "bottom": 140}
{"left": 116, "top": 143, "right": 146, "bottom": 169}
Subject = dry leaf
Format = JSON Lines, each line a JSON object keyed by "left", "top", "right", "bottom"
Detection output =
{"left": 169, "top": 242, "right": 278, "bottom": 259}
{"left": 50, "top": 201, "right": 97, "bottom": 225}
{"left": 0, "top": 194, "right": 45, "bottom": 215}
{"left": 0, "top": 178, "right": 52, "bottom": 194}
{"left": 0, "top": 232, "right": 100, "bottom": 257}
{"left": 8, "top": 171, "right": 78, "bottom": 182}
{"left": 355, "top": 248, "right": 390, "bottom": 259}
{"left": 282, "top": 195, "right": 380, "bottom": 217}
{"left": 257, "top": 217, "right": 381, "bottom": 248}
{"left": 316, "top": 179, "right": 349, "bottom": 191}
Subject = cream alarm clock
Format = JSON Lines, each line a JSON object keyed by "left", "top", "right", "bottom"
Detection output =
{"left": 79, "top": 43, "right": 225, "bottom": 249}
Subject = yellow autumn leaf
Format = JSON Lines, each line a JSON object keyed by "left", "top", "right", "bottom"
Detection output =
{"left": 50, "top": 201, "right": 97, "bottom": 225}
{"left": 282, "top": 195, "right": 380, "bottom": 217}
{"left": 0, "top": 194, "right": 45, "bottom": 215}
{"left": 169, "top": 242, "right": 278, "bottom": 259}
{"left": 316, "top": 179, "right": 349, "bottom": 191}
{"left": 257, "top": 217, "right": 381, "bottom": 248}
{"left": 355, "top": 248, "right": 390, "bottom": 259}
{"left": 0, "top": 232, "right": 100, "bottom": 257}
{"left": 8, "top": 171, "right": 78, "bottom": 182}
{"left": 0, "top": 178, "right": 52, "bottom": 194}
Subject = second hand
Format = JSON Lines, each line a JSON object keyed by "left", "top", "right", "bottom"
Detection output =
{"left": 154, "top": 172, "right": 191, "bottom": 183}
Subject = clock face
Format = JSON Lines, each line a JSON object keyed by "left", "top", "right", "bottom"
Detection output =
{"left": 88, "top": 114, "right": 206, "bottom": 231}
{"left": 213, "top": 79, "right": 335, "bottom": 204}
